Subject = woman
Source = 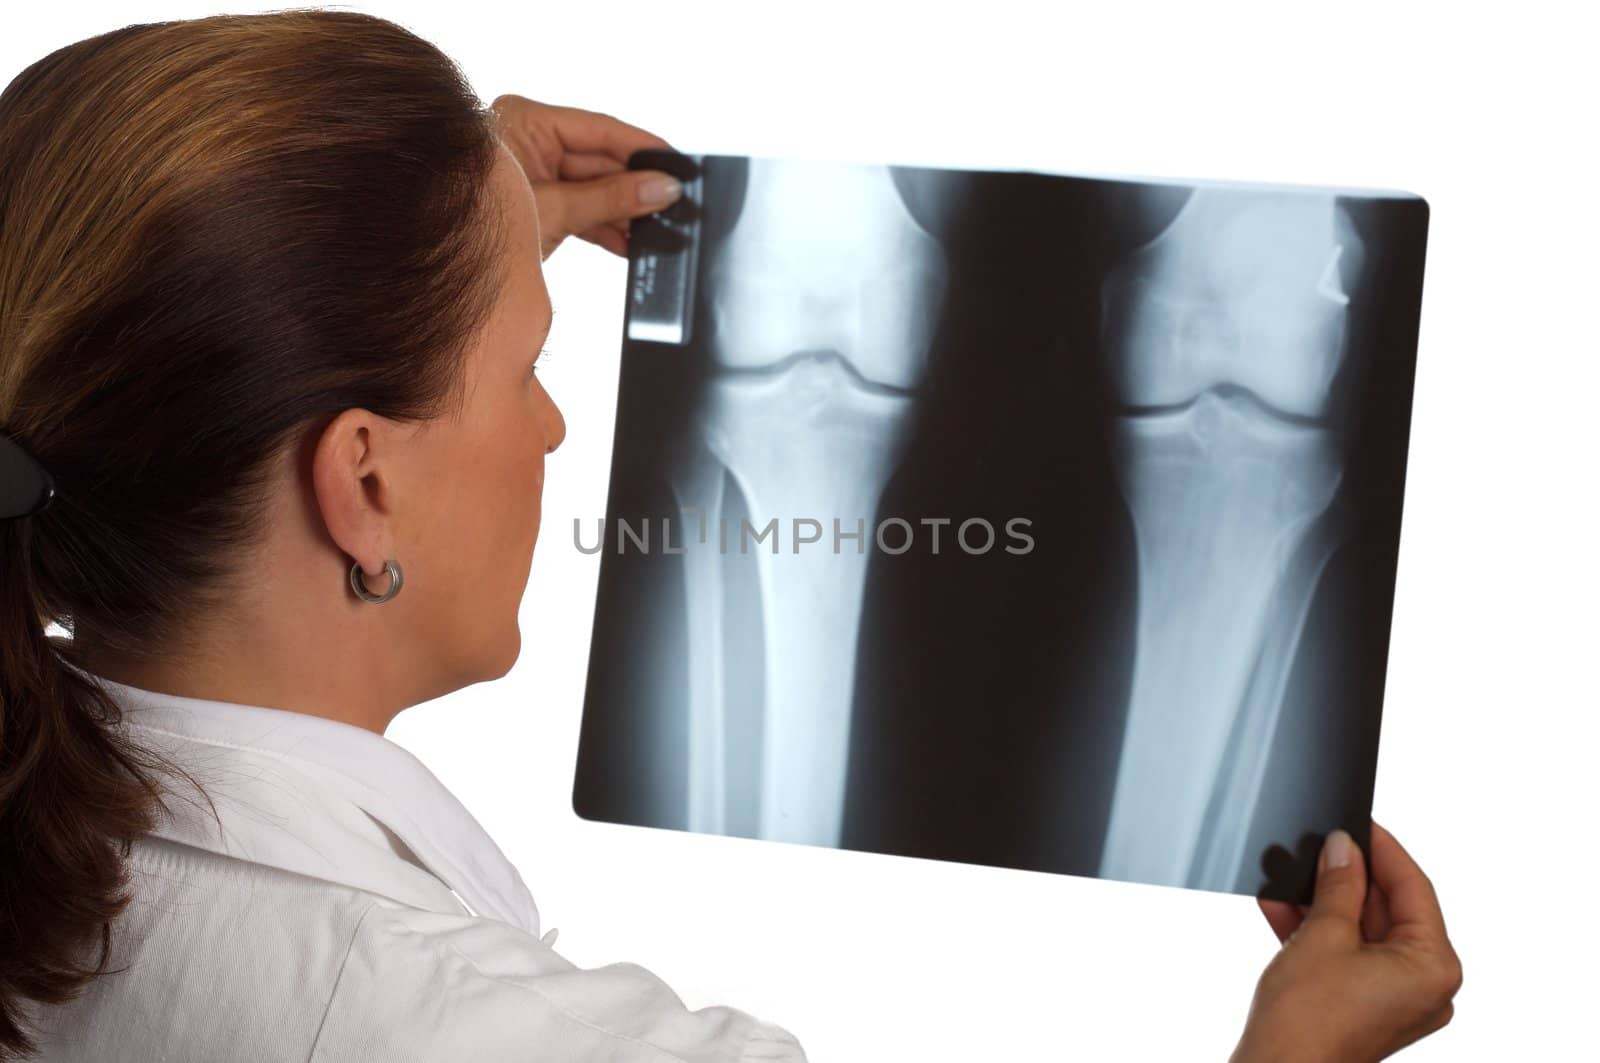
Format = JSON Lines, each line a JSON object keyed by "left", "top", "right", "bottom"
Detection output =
{"left": 0, "top": 10, "right": 1460, "bottom": 1061}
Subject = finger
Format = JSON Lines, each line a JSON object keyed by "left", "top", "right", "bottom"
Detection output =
{"left": 1258, "top": 898, "right": 1304, "bottom": 944}
{"left": 1368, "top": 820, "right": 1449, "bottom": 945}
{"left": 559, "top": 152, "right": 627, "bottom": 182}
{"left": 546, "top": 104, "right": 671, "bottom": 164}
{"left": 576, "top": 222, "right": 628, "bottom": 258}
{"left": 536, "top": 171, "right": 683, "bottom": 240}
{"left": 1360, "top": 878, "right": 1393, "bottom": 943}
{"left": 1302, "top": 828, "right": 1367, "bottom": 937}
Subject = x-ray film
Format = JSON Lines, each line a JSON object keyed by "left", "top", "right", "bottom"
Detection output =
{"left": 574, "top": 151, "right": 1428, "bottom": 903}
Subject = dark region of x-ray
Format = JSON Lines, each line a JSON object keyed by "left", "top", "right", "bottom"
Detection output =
{"left": 572, "top": 150, "right": 1428, "bottom": 903}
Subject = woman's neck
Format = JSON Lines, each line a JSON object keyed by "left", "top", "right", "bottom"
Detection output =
{"left": 57, "top": 629, "right": 400, "bottom": 735}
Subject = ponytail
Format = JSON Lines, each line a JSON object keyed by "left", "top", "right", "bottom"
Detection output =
{"left": 0, "top": 517, "right": 165, "bottom": 1059}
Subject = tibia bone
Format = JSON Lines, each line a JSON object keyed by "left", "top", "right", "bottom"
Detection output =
{"left": 698, "top": 353, "right": 917, "bottom": 846}
{"left": 1187, "top": 491, "right": 1345, "bottom": 891}
{"left": 706, "top": 157, "right": 947, "bottom": 390}
{"left": 1100, "top": 188, "right": 1364, "bottom": 419}
{"left": 1097, "top": 391, "right": 1343, "bottom": 888}
{"left": 666, "top": 447, "right": 730, "bottom": 835}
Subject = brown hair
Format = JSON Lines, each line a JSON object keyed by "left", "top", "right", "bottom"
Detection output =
{"left": 0, "top": 10, "right": 507, "bottom": 1056}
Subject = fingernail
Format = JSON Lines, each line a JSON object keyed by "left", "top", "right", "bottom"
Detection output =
{"left": 638, "top": 174, "right": 683, "bottom": 209}
{"left": 1322, "top": 829, "right": 1354, "bottom": 871}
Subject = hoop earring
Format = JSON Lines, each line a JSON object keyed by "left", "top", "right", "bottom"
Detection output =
{"left": 350, "top": 559, "right": 404, "bottom": 604}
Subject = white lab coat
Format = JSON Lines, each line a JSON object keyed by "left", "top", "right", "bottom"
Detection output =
{"left": 27, "top": 670, "right": 805, "bottom": 1062}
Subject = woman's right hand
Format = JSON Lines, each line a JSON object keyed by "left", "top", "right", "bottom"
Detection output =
{"left": 1232, "top": 821, "right": 1463, "bottom": 1062}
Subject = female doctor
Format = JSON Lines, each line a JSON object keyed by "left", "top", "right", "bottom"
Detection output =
{"left": 0, "top": 10, "right": 1460, "bottom": 1061}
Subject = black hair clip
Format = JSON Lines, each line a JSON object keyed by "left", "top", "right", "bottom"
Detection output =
{"left": 0, "top": 431, "right": 56, "bottom": 520}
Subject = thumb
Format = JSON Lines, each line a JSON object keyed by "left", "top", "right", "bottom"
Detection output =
{"left": 1304, "top": 828, "right": 1368, "bottom": 933}
{"left": 539, "top": 170, "right": 683, "bottom": 241}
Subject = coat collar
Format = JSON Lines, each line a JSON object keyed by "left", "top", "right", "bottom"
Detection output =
{"left": 69, "top": 663, "right": 541, "bottom": 936}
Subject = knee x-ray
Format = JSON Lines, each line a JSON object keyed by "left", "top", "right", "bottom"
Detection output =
{"left": 573, "top": 151, "right": 1428, "bottom": 903}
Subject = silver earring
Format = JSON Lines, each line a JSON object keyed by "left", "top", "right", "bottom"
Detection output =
{"left": 350, "top": 559, "right": 404, "bottom": 604}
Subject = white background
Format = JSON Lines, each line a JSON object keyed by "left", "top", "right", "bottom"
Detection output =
{"left": 7, "top": 2, "right": 1596, "bottom": 1058}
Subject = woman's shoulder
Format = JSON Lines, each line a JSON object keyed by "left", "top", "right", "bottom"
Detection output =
{"left": 315, "top": 901, "right": 806, "bottom": 1062}
{"left": 27, "top": 836, "right": 382, "bottom": 1061}
{"left": 33, "top": 836, "right": 803, "bottom": 1062}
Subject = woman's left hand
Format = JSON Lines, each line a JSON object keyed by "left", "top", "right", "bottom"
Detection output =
{"left": 1233, "top": 821, "right": 1462, "bottom": 1062}
{"left": 490, "top": 94, "right": 683, "bottom": 259}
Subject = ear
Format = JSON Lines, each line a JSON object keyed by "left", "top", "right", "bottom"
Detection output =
{"left": 310, "top": 407, "right": 398, "bottom": 576}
